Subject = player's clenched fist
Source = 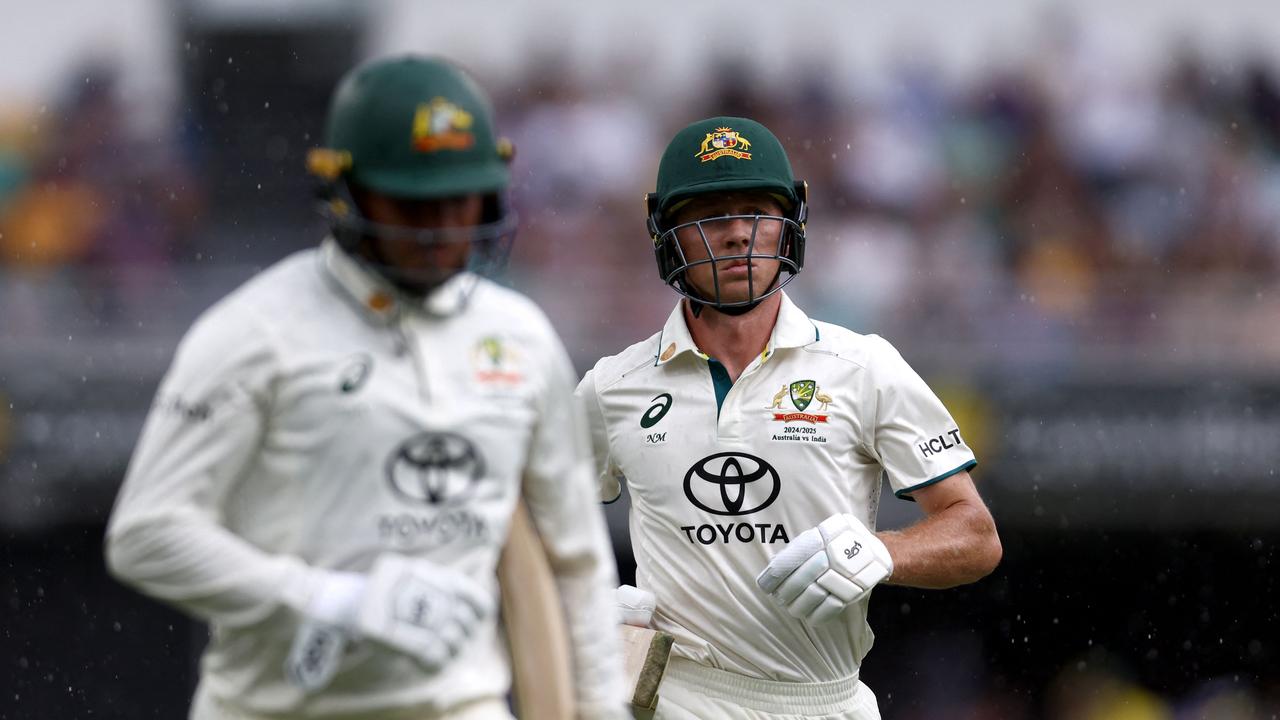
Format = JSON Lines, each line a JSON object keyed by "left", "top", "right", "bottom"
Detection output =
{"left": 356, "top": 554, "right": 492, "bottom": 670}
{"left": 755, "top": 514, "right": 893, "bottom": 625}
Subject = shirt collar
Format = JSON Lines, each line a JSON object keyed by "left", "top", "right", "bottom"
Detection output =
{"left": 654, "top": 291, "right": 819, "bottom": 366}
{"left": 320, "top": 237, "right": 475, "bottom": 322}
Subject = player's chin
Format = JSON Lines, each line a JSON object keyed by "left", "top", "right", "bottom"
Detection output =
{"left": 690, "top": 287, "right": 759, "bottom": 308}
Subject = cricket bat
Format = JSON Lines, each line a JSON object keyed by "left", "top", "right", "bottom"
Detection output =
{"left": 499, "top": 499, "right": 575, "bottom": 719}
{"left": 618, "top": 624, "right": 674, "bottom": 711}
{"left": 499, "top": 499, "right": 675, "bottom": 716}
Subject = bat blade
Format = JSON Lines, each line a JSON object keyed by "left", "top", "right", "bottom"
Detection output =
{"left": 499, "top": 500, "right": 575, "bottom": 718}
{"left": 618, "top": 624, "right": 673, "bottom": 710}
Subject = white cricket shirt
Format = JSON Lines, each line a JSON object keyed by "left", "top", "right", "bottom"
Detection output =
{"left": 576, "top": 292, "right": 976, "bottom": 682}
{"left": 107, "top": 239, "right": 623, "bottom": 718}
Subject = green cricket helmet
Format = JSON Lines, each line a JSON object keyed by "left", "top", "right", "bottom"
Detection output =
{"left": 646, "top": 116, "right": 807, "bottom": 313}
{"left": 307, "top": 55, "right": 517, "bottom": 296}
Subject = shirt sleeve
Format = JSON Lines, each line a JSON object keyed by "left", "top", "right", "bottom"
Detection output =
{"left": 573, "top": 367, "right": 625, "bottom": 504}
{"left": 104, "top": 301, "right": 324, "bottom": 629}
{"left": 523, "top": 327, "right": 628, "bottom": 717}
{"left": 863, "top": 336, "right": 977, "bottom": 500}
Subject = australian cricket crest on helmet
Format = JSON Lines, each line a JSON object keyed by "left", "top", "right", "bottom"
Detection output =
{"left": 412, "top": 97, "right": 476, "bottom": 153}
{"left": 696, "top": 127, "right": 753, "bottom": 163}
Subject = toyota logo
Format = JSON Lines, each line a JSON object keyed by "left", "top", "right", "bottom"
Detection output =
{"left": 683, "top": 451, "right": 781, "bottom": 516}
{"left": 385, "top": 432, "right": 486, "bottom": 505}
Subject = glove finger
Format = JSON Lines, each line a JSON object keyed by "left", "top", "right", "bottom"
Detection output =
{"left": 757, "top": 528, "right": 824, "bottom": 593}
{"left": 816, "top": 569, "right": 863, "bottom": 603}
{"left": 451, "top": 589, "right": 484, "bottom": 627}
{"left": 807, "top": 595, "right": 848, "bottom": 625}
{"left": 619, "top": 605, "right": 655, "bottom": 628}
{"left": 450, "top": 578, "right": 492, "bottom": 621}
{"left": 437, "top": 617, "right": 467, "bottom": 646}
{"left": 770, "top": 551, "right": 829, "bottom": 606}
{"left": 616, "top": 584, "right": 656, "bottom": 610}
{"left": 417, "top": 641, "right": 447, "bottom": 672}
{"left": 786, "top": 583, "right": 829, "bottom": 619}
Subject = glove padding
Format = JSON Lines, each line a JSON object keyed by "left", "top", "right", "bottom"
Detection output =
{"left": 755, "top": 513, "right": 893, "bottom": 625}
{"left": 355, "top": 554, "right": 493, "bottom": 672}
{"left": 285, "top": 570, "right": 365, "bottom": 691}
{"left": 616, "top": 584, "right": 656, "bottom": 628}
{"left": 286, "top": 555, "right": 492, "bottom": 690}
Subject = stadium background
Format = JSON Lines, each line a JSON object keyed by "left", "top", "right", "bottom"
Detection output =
{"left": 2, "top": 1, "right": 1278, "bottom": 717}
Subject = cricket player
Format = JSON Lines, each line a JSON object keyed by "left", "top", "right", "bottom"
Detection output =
{"left": 105, "top": 56, "right": 627, "bottom": 720}
{"left": 578, "top": 117, "right": 1002, "bottom": 718}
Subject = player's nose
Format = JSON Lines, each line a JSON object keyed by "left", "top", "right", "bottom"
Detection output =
{"left": 716, "top": 216, "right": 757, "bottom": 254}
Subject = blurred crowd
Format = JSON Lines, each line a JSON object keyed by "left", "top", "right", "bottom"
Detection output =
{"left": 4, "top": 32, "right": 1280, "bottom": 368}
{"left": 990, "top": 658, "right": 1276, "bottom": 720}
{"left": 883, "top": 655, "right": 1277, "bottom": 720}
{"left": 0, "top": 64, "right": 201, "bottom": 333}
{"left": 494, "top": 39, "right": 1280, "bottom": 370}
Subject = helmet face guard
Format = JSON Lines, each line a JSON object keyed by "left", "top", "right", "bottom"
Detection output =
{"left": 322, "top": 191, "right": 517, "bottom": 298}
{"left": 647, "top": 181, "right": 808, "bottom": 311}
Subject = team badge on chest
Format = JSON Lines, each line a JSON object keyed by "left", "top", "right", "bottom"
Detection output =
{"left": 471, "top": 336, "right": 524, "bottom": 386}
{"left": 767, "top": 379, "right": 832, "bottom": 444}
{"left": 767, "top": 379, "right": 832, "bottom": 424}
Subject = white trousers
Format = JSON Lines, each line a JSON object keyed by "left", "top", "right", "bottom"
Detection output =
{"left": 646, "top": 658, "right": 881, "bottom": 720}
{"left": 189, "top": 683, "right": 514, "bottom": 720}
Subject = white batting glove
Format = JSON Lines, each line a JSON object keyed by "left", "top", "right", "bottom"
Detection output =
{"left": 355, "top": 554, "right": 493, "bottom": 672}
{"left": 615, "top": 584, "right": 656, "bottom": 628}
{"left": 285, "top": 571, "right": 365, "bottom": 691}
{"left": 755, "top": 513, "right": 893, "bottom": 625}
{"left": 285, "top": 555, "right": 492, "bottom": 689}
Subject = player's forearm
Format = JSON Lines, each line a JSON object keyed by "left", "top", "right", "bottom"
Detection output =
{"left": 877, "top": 498, "right": 1001, "bottom": 589}
{"left": 106, "top": 509, "right": 318, "bottom": 628}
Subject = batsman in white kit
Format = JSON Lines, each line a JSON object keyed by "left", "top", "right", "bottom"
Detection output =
{"left": 104, "top": 56, "right": 627, "bottom": 719}
{"left": 577, "top": 117, "right": 1003, "bottom": 719}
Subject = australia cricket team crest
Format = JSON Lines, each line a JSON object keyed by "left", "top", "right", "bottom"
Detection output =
{"left": 696, "top": 127, "right": 753, "bottom": 162}
{"left": 471, "top": 335, "right": 524, "bottom": 385}
{"left": 412, "top": 97, "right": 476, "bottom": 152}
{"left": 767, "top": 379, "right": 832, "bottom": 423}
